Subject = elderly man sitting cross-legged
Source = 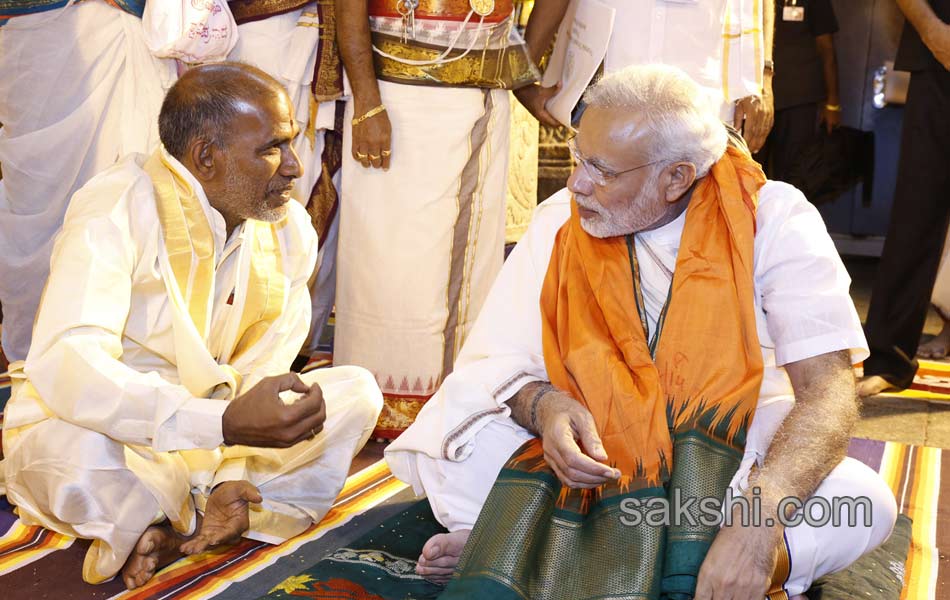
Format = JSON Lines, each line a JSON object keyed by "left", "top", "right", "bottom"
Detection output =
{"left": 385, "top": 65, "right": 898, "bottom": 600}
{"left": 0, "top": 63, "right": 382, "bottom": 590}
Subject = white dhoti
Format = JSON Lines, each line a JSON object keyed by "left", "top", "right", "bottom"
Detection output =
{"left": 402, "top": 401, "right": 897, "bottom": 596}
{"left": 0, "top": 1, "right": 175, "bottom": 361}
{"left": 3, "top": 366, "right": 382, "bottom": 584}
{"left": 335, "top": 81, "right": 510, "bottom": 437}
{"left": 226, "top": 4, "right": 341, "bottom": 352}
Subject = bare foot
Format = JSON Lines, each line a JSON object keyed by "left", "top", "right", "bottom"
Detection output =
{"left": 856, "top": 375, "right": 900, "bottom": 397}
{"left": 416, "top": 529, "right": 471, "bottom": 585}
{"left": 918, "top": 322, "right": 950, "bottom": 359}
{"left": 179, "top": 480, "right": 262, "bottom": 555}
{"left": 121, "top": 523, "right": 188, "bottom": 590}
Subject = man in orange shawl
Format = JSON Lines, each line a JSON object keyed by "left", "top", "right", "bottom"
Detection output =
{"left": 386, "top": 65, "right": 896, "bottom": 599}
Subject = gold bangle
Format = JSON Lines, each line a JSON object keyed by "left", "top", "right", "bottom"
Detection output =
{"left": 352, "top": 104, "right": 386, "bottom": 127}
{"left": 825, "top": 103, "right": 842, "bottom": 112}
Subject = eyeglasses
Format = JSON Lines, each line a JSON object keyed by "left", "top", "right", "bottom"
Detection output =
{"left": 567, "top": 133, "right": 661, "bottom": 186}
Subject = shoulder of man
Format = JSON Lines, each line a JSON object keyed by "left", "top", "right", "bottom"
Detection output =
{"left": 754, "top": 179, "right": 835, "bottom": 267}
{"left": 62, "top": 153, "right": 154, "bottom": 232}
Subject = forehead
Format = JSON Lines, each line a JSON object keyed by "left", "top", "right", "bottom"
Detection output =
{"left": 576, "top": 106, "right": 649, "bottom": 161}
{"left": 230, "top": 91, "right": 296, "bottom": 138}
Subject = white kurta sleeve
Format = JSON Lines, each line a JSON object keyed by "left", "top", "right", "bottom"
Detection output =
{"left": 24, "top": 187, "right": 227, "bottom": 452}
{"left": 754, "top": 182, "right": 868, "bottom": 366}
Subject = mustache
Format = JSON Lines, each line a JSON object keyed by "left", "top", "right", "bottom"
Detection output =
{"left": 267, "top": 179, "right": 295, "bottom": 194}
{"left": 574, "top": 196, "right": 602, "bottom": 214}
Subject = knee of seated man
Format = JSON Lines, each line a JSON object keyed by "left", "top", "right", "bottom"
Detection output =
{"left": 832, "top": 457, "right": 898, "bottom": 551}
{"left": 327, "top": 365, "right": 384, "bottom": 423}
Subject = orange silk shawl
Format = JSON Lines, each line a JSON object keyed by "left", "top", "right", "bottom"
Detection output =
{"left": 540, "top": 146, "right": 768, "bottom": 488}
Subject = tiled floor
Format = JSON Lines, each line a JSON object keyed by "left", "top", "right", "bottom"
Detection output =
{"left": 846, "top": 257, "right": 950, "bottom": 448}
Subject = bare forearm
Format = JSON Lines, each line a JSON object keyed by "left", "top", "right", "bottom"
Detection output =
{"left": 816, "top": 35, "right": 840, "bottom": 105}
{"left": 522, "top": 0, "right": 571, "bottom": 65}
{"left": 336, "top": 0, "right": 382, "bottom": 110}
{"left": 751, "top": 350, "right": 858, "bottom": 513}
{"left": 898, "top": 0, "right": 947, "bottom": 41}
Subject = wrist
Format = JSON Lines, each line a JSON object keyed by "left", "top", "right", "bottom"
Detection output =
{"left": 353, "top": 91, "right": 383, "bottom": 113}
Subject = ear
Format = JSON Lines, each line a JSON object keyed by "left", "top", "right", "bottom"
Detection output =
{"left": 187, "top": 138, "right": 218, "bottom": 181}
{"left": 663, "top": 162, "right": 697, "bottom": 204}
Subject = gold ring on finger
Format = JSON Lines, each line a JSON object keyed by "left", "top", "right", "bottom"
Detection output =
{"left": 355, "top": 152, "right": 368, "bottom": 160}
{"left": 381, "top": 150, "right": 392, "bottom": 157}
{"left": 368, "top": 154, "right": 381, "bottom": 161}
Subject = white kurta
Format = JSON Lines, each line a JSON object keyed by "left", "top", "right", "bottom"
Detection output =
{"left": 0, "top": 0, "right": 177, "bottom": 361}
{"left": 385, "top": 183, "right": 896, "bottom": 596}
{"left": 600, "top": 0, "right": 765, "bottom": 120}
{"left": 1, "top": 153, "right": 382, "bottom": 584}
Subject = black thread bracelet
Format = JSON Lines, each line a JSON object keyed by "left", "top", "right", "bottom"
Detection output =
{"left": 529, "top": 383, "right": 554, "bottom": 432}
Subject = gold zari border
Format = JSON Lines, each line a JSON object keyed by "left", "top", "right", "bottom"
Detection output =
{"left": 371, "top": 32, "right": 539, "bottom": 90}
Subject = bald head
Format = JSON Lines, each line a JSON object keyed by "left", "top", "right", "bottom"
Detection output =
{"left": 158, "top": 62, "right": 288, "bottom": 160}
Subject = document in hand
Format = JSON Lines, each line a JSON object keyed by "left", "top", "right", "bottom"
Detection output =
{"left": 541, "top": 0, "right": 616, "bottom": 128}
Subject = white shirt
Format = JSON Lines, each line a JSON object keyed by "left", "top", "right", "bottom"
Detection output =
{"left": 601, "top": 0, "right": 765, "bottom": 118}
{"left": 4, "top": 153, "right": 319, "bottom": 452}
{"left": 387, "top": 181, "right": 867, "bottom": 471}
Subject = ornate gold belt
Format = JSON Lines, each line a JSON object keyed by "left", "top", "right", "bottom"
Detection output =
{"left": 367, "top": 0, "right": 514, "bottom": 23}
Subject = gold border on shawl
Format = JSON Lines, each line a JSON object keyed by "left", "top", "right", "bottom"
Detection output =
{"left": 144, "top": 151, "right": 216, "bottom": 338}
{"left": 230, "top": 222, "right": 286, "bottom": 362}
{"left": 766, "top": 532, "right": 791, "bottom": 600}
{"left": 312, "top": 0, "right": 344, "bottom": 102}
{"left": 371, "top": 33, "right": 539, "bottom": 89}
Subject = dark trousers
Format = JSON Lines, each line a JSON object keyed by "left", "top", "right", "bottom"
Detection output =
{"left": 863, "top": 69, "right": 950, "bottom": 388}
{"left": 754, "top": 102, "right": 819, "bottom": 183}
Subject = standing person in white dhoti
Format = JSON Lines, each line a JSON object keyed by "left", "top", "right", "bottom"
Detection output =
{"left": 1, "top": 64, "right": 382, "bottom": 590}
{"left": 0, "top": 0, "right": 177, "bottom": 364}
{"left": 225, "top": 0, "right": 347, "bottom": 357}
{"left": 334, "top": 0, "right": 569, "bottom": 439}
{"left": 385, "top": 66, "right": 895, "bottom": 598}
{"left": 551, "top": 0, "right": 775, "bottom": 153}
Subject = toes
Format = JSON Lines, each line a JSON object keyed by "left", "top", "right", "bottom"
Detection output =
{"left": 418, "top": 554, "right": 460, "bottom": 568}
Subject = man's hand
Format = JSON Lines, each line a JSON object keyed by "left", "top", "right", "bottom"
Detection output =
{"left": 695, "top": 509, "right": 784, "bottom": 600}
{"left": 819, "top": 105, "right": 842, "bottom": 135}
{"left": 535, "top": 392, "right": 620, "bottom": 488}
{"left": 352, "top": 102, "right": 392, "bottom": 170}
{"left": 221, "top": 373, "right": 326, "bottom": 448}
{"left": 180, "top": 481, "right": 263, "bottom": 555}
{"left": 733, "top": 93, "right": 774, "bottom": 154}
{"left": 923, "top": 21, "right": 950, "bottom": 70}
{"left": 513, "top": 83, "right": 562, "bottom": 128}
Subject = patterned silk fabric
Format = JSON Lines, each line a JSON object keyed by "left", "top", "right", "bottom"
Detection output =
{"left": 367, "top": 0, "right": 538, "bottom": 89}
{"left": 445, "top": 147, "right": 783, "bottom": 599}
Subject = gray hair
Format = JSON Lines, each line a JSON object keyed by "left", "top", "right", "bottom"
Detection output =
{"left": 583, "top": 64, "right": 727, "bottom": 177}
{"left": 158, "top": 62, "right": 285, "bottom": 160}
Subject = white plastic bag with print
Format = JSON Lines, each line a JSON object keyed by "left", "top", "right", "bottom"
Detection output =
{"left": 143, "top": 0, "right": 239, "bottom": 63}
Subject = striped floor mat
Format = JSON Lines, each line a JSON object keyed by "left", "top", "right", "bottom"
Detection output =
{"left": 0, "top": 459, "right": 408, "bottom": 600}
{"left": 0, "top": 360, "right": 949, "bottom": 598}
{"left": 848, "top": 438, "right": 947, "bottom": 599}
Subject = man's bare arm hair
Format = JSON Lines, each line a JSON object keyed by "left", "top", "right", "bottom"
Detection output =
{"left": 750, "top": 350, "right": 858, "bottom": 516}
